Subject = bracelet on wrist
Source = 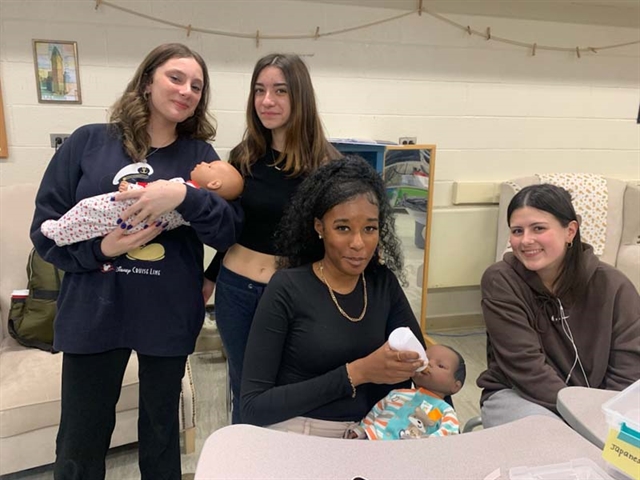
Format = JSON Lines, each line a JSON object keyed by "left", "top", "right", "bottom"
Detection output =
{"left": 345, "top": 363, "right": 356, "bottom": 399}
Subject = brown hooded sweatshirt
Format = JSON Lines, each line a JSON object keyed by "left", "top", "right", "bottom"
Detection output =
{"left": 477, "top": 244, "right": 640, "bottom": 412}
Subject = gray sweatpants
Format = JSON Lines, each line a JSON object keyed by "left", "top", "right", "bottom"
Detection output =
{"left": 481, "top": 389, "right": 562, "bottom": 429}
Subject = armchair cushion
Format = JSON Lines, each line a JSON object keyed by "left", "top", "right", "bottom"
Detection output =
{"left": 0, "top": 345, "right": 139, "bottom": 439}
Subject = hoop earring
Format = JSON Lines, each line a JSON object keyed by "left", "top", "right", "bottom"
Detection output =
{"left": 567, "top": 241, "right": 573, "bottom": 249}
{"left": 143, "top": 91, "right": 150, "bottom": 101}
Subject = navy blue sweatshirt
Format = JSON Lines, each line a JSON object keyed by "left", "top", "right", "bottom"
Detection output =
{"left": 30, "top": 124, "right": 242, "bottom": 356}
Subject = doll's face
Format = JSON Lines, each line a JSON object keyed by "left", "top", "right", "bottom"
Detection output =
{"left": 412, "top": 345, "right": 462, "bottom": 397}
{"left": 190, "top": 161, "right": 243, "bottom": 200}
{"left": 191, "top": 161, "right": 223, "bottom": 185}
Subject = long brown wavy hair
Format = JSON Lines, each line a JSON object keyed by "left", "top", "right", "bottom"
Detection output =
{"left": 109, "top": 43, "right": 217, "bottom": 161}
{"left": 230, "top": 53, "right": 338, "bottom": 177}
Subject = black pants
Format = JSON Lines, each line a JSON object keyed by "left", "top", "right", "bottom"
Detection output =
{"left": 54, "top": 349, "right": 187, "bottom": 480}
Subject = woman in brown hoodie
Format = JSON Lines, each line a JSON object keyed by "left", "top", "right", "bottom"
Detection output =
{"left": 477, "top": 184, "right": 640, "bottom": 428}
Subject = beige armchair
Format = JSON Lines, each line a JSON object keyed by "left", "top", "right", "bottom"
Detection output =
{"left": 463, "top": 175, "right": 640, "bottom": 434}
{"left": 0, "top": 184, "right": 196, "bottom": 476}
{"left": 495, "top": 176, "right": 640, "bottom": 291}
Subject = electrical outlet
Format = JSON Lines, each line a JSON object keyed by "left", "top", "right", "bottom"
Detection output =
{"left": 399, "top": 136, "right": 417, "bottom": 145}
{"left": 50, "top": 134, "right": 70, "bottom": 148}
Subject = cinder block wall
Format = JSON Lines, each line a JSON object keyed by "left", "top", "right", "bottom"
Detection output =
{"left": 1, "top": 0, "right": 638, "bottom": 325}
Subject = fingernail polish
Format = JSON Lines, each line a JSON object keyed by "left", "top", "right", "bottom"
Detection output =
{"left": 143, "top": 224, "right": 149, "bottom": 229}
{"left": 162, "top": 222, "right": 169, "bottom": 228}
{"left": 120, "top": 223, "right": 127, "bottom": 229}
{"left": 155, "top": 221, "right": 162, "bottom": 227}
{"left": 126, "top": 225, "right": 133, "bottom": 230}
{"left": 110, "top": 196, "right": 115, "bottom": 201}
{"left": 117, "top": 218, "right": 123, "bottom": 225}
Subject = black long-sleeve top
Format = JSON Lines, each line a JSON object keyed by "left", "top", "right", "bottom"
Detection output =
{"left": 241, "top": 263, "right": 425, "bottom": 426}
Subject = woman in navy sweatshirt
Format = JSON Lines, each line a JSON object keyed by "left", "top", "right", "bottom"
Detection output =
{"left": 30, "top": 43, "right": 241, "bottom": 480}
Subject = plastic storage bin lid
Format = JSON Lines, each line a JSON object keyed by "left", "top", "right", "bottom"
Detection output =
{"left": 602, "top": 380, "right": 640, "bottom": 434}
{"left": 508, "top": 458, "right": 611, "bottom": 480}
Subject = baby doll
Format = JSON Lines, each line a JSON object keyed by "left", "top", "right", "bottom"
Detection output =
{"left": 41, "top": 161, "right": 243, "bottom": 247}
{"left": 347, "top": 344, "right": 465, "bottom": 440}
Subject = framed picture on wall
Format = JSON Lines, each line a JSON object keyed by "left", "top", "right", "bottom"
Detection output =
{"left": 0, "top": 80, "right": 7, "bottom": 158}
{"left": 32, "top": 40, "right": 82, "bottom": 104}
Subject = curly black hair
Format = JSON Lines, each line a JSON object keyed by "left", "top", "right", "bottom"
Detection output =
{"left": 275, "top": 155, "right": 406, "bottom": 284}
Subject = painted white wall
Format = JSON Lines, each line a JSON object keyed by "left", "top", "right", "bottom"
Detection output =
{"left": 1, "top": 0, "right": 638, "bottom": 323}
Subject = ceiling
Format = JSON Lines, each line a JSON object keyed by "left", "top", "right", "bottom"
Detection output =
{"left": 293, "top": 0, "right": 640, "bottom": 29}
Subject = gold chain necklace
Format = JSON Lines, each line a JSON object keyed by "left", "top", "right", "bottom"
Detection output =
{"left": 318, "top": 261, "right": 367, "bottom": 322}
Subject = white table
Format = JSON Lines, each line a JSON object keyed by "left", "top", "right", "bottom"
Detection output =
{"left": 557, "top": 386, "right": 617, "bottom": 449}
{"left": 195, "top": 415, "right": 611, "bottom": 480}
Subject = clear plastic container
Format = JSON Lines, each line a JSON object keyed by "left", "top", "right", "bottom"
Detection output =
{"left": 601, "top": 380, "right": 640, "bottom": 480}
{"left": 508, "top": 458, "right": 611, "bottom": 479}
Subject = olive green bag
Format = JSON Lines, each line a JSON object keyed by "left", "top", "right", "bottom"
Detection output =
{"left": 8, "top": 248, "right": 64, "bottom": 353}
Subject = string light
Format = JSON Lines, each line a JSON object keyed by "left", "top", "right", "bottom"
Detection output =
{"left": 94, "top": 0, "right": 640, "bottom": 57}
{"left": 424, "top": 8, "right": 639, "bottom": 55}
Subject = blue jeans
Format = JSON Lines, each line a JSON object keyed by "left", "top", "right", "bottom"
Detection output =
{"left": 214, "top": 265, "right": 267, "bottom": 424}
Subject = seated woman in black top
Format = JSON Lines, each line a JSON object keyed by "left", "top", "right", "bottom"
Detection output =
{"left": 241, "top": 156, "right": 427, "bottom": 437}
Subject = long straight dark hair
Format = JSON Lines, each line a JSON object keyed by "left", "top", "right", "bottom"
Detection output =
{"left": 230, "top": 53, "right": 338, "bottom": 177}
{"left": 507, "top": 184, "right": 585, "bottom": 299}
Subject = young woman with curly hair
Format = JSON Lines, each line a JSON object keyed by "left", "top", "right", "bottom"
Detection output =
{"left": 240, "top": 156, "right": 426, "bottom": 437}
{"left": 203, "top": 53, "right": 339, "bottom": 423}
{"left": 31, "top": 43, "right": 241, "bottom": 479}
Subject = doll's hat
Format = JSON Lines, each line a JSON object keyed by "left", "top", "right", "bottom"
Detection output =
{"left": 112, "top": 162, "right": 155, "bottom": 185}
